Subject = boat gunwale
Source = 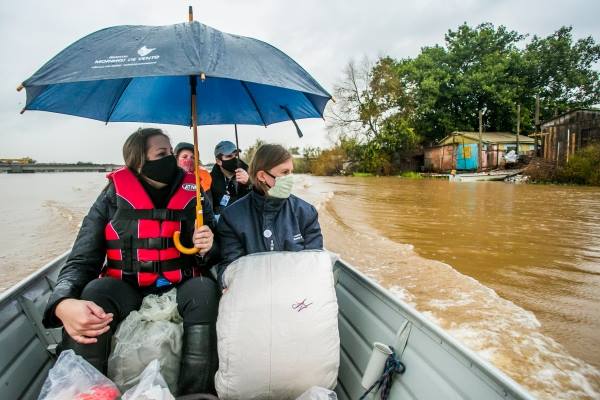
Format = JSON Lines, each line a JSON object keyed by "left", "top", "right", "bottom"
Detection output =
{"left": 0, "top": 250, "right": 69, "bottom": 306}
{"left": 334, "top": 259, "right": 536, "bottom": 400}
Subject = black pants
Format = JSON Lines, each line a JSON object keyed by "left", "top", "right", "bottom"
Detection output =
{"left": 61, "top": 276, "right": 219, "bottom": 373}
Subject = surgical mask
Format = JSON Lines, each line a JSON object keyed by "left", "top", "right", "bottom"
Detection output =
{"left": 265, "top": 172, "right": 294, "bottom": 199}
{"left": 220, "top": 157, "right": 238, "bottom": 173}
{"left": 141, "top": 155, "right": 177, "bottom": 184}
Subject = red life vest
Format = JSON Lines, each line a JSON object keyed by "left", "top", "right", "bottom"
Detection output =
{"left": 104, "top": 167, "right": 198, "bottom": 287}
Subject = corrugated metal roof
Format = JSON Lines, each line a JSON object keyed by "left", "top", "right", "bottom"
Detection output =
{"left": 440, "top": 131, "right": 535, "bottom": 145}
{"left": 540, "top": 108, "right": 600, "bottom": 126}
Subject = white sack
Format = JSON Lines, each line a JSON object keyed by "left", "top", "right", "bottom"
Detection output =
{"left": 216, "top": 250, "right": 340, "bottom": 400}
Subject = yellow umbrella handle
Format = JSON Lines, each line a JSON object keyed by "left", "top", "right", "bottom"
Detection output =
{"left": 173, "top": 206, "right": 203, "bottom": 255}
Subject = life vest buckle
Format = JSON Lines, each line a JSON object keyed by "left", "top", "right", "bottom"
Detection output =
{"left": 138, "top": 260, "right": 162, "bottom": 273}
{"left": 146, "top": 237, "right": 173, "bottom": 249}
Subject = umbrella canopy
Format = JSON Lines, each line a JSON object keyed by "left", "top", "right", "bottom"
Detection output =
{"left": 20, "top": 21, "right": 331, "bottom": 127}
{"left": 19, "top": 15, "right": 331, "bottom": 254}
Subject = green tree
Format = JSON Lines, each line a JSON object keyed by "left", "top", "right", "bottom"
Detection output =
{"left": 522, "top": 26, "right": 600, "bottom": 122}
{"left": 398, "top": 23, "right": 525, "bottom": 141}
{"left": 241, "top": 139, "right": 266, "bottom": 164}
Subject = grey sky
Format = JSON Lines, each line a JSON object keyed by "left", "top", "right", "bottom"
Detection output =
{"left": 1, "top": 0, "right": 598, "bottom": 163}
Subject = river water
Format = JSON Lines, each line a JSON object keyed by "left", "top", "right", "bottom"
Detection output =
{"left": 1, "top": 172, "right": 599, "bottom": 399}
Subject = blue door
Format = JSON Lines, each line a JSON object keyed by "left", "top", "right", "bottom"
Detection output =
{"left": 456, "top": 144, "right": 478, "bottom": 170}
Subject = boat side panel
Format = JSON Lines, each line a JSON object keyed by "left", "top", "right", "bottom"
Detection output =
{"left": 0, "top": 257, "right": 64, "bottom": 400}
{"left": 0, "top": 337, "right": 48, "bottom": 399}
{"left": 334, "top": 261, "right": 530, "bottom": 400}
{"left": 0, "top": 313, "right": 37, "bottom": 374}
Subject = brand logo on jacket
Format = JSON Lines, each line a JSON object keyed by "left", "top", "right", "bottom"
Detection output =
{"left": 293, "top": 233, "right": 303, "bottom": 241}
{"left": 182, "top": 183, "right": 196, "bottom": 191}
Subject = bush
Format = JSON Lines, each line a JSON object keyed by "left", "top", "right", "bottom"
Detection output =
{"left": 292, "top": 157, "right": 311, "bottom": 174}
{"left": 557, "top": 144, "right": 600, "bottom": 185}
{"left": 311, "top": 147, "right": 346, "bottom": 176}
{"left": 399, "top": 171, "right": 423, "bottom": 179}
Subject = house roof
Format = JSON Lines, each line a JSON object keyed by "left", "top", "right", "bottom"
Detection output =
{"left": 541, "top": 108, "right": 600, "bottom": 126}
{"left": 439, "top": 131, "right": 535, "bottom": 145}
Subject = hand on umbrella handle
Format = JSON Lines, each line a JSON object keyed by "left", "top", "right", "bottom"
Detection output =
{"left": 173, "top": 231, "right": 200, "bottom": 255}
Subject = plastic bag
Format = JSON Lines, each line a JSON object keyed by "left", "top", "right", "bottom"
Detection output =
{"left": 108, "top": 288, "right": 183, "bottom": 394}
{"left": 295, "top": 387, "right": 338, "bottom": 400}
{"left": 38, "top": 350, "right": 120, "bottom": 400}
{"left": 122, "top": 360, "right": 175, "bottom": 400}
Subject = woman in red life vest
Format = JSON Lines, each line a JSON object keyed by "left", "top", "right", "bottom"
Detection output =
{"left": 42, "top": 128, "right": 220, "bottom": 395}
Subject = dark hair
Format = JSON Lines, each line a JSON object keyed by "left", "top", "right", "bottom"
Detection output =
{"left": 248, "top": 144, "right": 292, "bottom": 193}
{"left": 122, "top": 128, "right": 168, "bottom": 171}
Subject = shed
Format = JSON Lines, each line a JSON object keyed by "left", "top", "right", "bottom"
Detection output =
{"left": 424, "top": 131, "right": 534, "bottom": 172}
{"left": 537, "top": 109, "right": 600, "bottom": 165}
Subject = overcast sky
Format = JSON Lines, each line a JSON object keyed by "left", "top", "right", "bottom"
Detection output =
{"left": 1, "top": 0, "right": 598, "bottom": 163}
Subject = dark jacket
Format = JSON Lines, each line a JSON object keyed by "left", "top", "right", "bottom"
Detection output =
{"left": 209, "top": 159, "right": 251, "bottom": 215}
{"left": 43, "top": 169, "right": 219, "bottom": 328}
{"left": 216, "top": 189, "right": 323, "bottom": 287}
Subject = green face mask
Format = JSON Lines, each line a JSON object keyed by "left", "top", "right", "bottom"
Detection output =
{"left": 266, "top": 172, "right": 294, "bottom": 198}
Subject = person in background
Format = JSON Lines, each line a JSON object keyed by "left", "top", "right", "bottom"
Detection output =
{"left": 175, "top": 142, "right": 213, "bottom": 204}
{"left": 216, "top": 144, "right": 323, "bottom": 287}
{"left": 210, "top": 140, "right": 251, "bottom": 219}
{"left": 43, "top": 128, "right": 220, "bottom": 395}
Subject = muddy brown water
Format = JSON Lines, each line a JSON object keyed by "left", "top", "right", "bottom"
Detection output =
{"left": 1, "top": 173, "right": 599, "bottom": 399}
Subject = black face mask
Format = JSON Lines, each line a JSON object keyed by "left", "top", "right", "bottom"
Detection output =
{"left": 220, "top": 157, "right": 238, "bottom": 173}
{"left": 141, "top": 155, "right": 178, "bottom": 184}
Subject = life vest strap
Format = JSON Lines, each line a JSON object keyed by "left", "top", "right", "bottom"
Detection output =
{"left": 113, "top": 208, "right": 191, "bottom": 221}
{"left": 106, "top": 258, "right": 193, "bottom": 273}
{"left": 106, "top": 237, "right": 175, "bottom": 250}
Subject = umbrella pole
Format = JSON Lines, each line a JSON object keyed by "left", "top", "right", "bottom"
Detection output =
{"left": 191, "top": 80, "right": 204, "bottom": 229}
{"left": 173, "top": 73, "right": 204, "bottom": 255}
{"left": 234, "top": 123, "right": 240, "bottom": 168}
{"left": 173, "top": 7, "right": 203, "bottom": 255}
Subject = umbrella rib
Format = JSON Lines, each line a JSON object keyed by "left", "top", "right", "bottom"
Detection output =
{"left": 104, "top": 78, "right": 133, "bottom": 124}
{"left": 240, "top": 81, "right": 267, "bottom": 127}
{"left": 302, "top": 92, "right": 324, "bottom": 120}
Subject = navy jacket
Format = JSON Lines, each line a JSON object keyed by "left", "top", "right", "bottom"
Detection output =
{"left": 209, "top": 160, "right": 251, "bottom": 216}
{"left": 216, "top": 189, "right": 323, "bottom": 286}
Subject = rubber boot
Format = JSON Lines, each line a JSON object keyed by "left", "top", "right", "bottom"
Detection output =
{"left": 178, "top": 323, "right": 218, "bottom": 395}
{"left": 60, "top": 328, "right": 113, "bottom": 374}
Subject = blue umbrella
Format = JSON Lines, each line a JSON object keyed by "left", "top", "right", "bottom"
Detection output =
{"left": 18, "top": 8, "right": 332, "bottom": 253}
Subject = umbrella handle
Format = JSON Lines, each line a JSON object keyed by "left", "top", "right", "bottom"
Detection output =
{"left": 173, "top": 231, "right": 200, "bottom": 255}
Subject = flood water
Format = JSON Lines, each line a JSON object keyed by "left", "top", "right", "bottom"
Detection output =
{"left": 1, "top": 172, "right": 599, "bottom": 399}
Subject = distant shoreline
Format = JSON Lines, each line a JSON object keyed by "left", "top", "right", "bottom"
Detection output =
{"left": 0, "top": 163, "right": 122, "bottom": 173}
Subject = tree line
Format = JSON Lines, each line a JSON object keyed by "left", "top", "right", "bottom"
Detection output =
{"left": 316, "top": 23, "right": 600, "bottom": 175}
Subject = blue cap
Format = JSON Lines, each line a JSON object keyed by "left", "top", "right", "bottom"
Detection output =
{"left": 214, "top": 140, "right": 239, "bottom": 157}
{"left": 174, "top": 142, "right": 194, "bottom": 156}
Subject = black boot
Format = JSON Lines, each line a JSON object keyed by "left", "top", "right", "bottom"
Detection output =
{"left": 178, "top": 323, "right": 218, "bottom": 395}
{"left": 60, "top": 328, "right": 113, "bottom": 374}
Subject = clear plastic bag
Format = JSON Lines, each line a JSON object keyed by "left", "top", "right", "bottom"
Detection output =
{"left": 122, "top": 359, "right": 175, "bottom": 400}
{"left": 295, "top": 386, "right": 338, "bottom": 400}
{"left": 108, "top": 288, "right": 182, "bottom": 394}
{"left": 38, "top": 350, "right": 120, "bottom": 400}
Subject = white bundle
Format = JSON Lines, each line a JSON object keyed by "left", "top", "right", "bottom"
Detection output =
{"left": 215, "top": 250, "right": 340, "bottom": 400}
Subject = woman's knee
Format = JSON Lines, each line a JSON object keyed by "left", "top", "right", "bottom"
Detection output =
{"left": 177, "top": 277, "right": 219, "bottom": 324}
{"left": 80, "top": 277, "right": 129, "bottom": 300}
{"left": 80, "top": 277, "right": 142, "bottom": 321}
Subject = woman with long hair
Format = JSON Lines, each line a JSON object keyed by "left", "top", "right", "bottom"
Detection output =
{"left": 42, "top": 128, "right": 220, "bottom": 394}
